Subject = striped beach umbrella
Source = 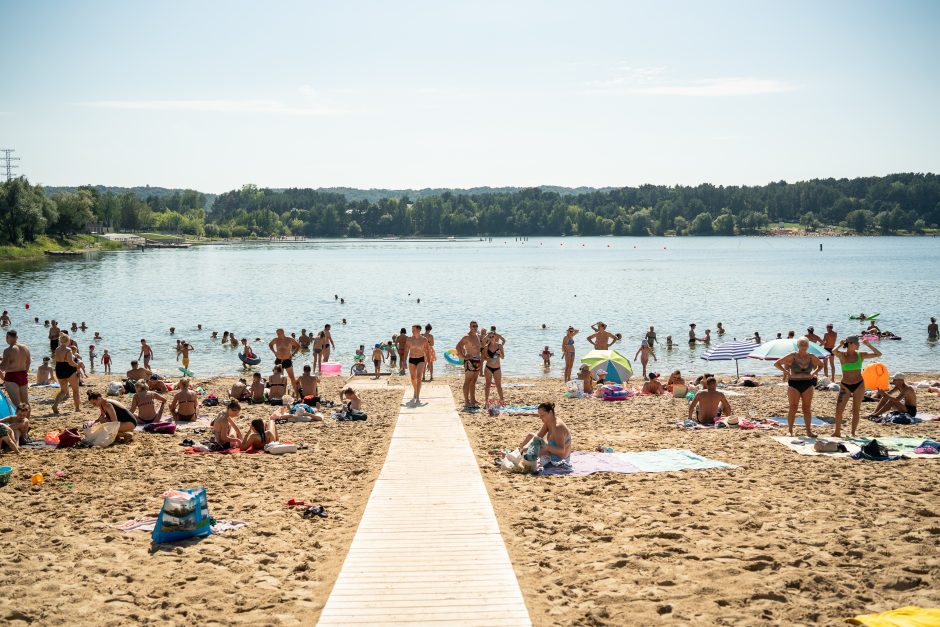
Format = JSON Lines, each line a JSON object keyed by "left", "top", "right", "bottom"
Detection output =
{"left": 701, "top": 340, "right": 757, "bottom": 379}
{"left": 580, "top": 349, "right": 633, "bottom": 384}
{"left": 748, "top": 339, "right": 830, "bottom": 361}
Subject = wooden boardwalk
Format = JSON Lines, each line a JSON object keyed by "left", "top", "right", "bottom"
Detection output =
{"left": 318, "top": 384, "right": 531, "bottom": 626}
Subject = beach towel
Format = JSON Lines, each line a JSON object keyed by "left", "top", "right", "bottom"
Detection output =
{"left": 771, "top": 436, "right": 940, "bottom": 459}
{"left": 494, "top": 405, "right": 539, "bottom": 415}
{"left": 540, "top": 449, "right": 735, "bottom": 476}
{"left": 766, "top": 415, "right": 833, "bottom": 427}
{"left": 674, "top": 418, "right": 775, "bottom": 430}
{"left": 184, "top": 445, "right": 261, "bottom": 455}
{"left": 846, "top": 605, "right": 940, "bottom": 626}
{"left": 111, "top": 516, "right": 248, "bottom": 534}
{"left": 135, "top": 417, "right": 210, "bottom": 432}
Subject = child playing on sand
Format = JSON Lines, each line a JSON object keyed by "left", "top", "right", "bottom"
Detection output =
{"left": 250, "top": 372, "right": 266, "bottom": 403}
{"left": 371, "top": 344, "right": 384, "bottom": 377}
{"left": 212, "top": 400, "right": 243, "bottom": 450}
{"left": 102, "top": 349, "right": 111, "bottom": 374}
{"left": 540, "top": 346, "right": 553, "bottom": 367}
{"left": 0, "top": 402, "right": 29, "bottom": 449}
{"left": 0, "top": 421, "right": 19, "bottom": 453}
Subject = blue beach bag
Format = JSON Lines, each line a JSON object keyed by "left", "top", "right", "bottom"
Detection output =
{"left": 151, "top": 487, "right": 212, "bottom": 544}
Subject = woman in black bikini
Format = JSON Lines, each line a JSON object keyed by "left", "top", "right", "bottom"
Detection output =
{"left": 774, "top": 337, "right": 823, "bottom": 437}
{"left": 832, "top": 336, "right": 881, "bottom": 437}
{"left": 405, "top": 325, "right": 429, "bottom": 404}
{"left": 87, "top": 390, "right": 138, "bottom": 434}
{"left": 51, "top": 333, "right": 82, "bottom": 415}
{"left": 267, "top": 364, "right": 288, "bottom": 405}
{"left": 483, "top": 333, "right": 505, "bottom": 407}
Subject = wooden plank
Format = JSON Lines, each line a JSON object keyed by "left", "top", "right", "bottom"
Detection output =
{"left": 318, "top": 384, "right": 530, "bottom": 626}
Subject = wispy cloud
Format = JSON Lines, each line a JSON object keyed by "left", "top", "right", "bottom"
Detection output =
{"left": 81, "top": 86, "right": 347, "bottom": 116}
{"left": 586, "top": 65, "right": 795, "bottom": 97}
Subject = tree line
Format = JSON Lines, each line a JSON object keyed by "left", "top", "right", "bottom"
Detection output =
{"left": 1, "top": 173, "right": 938, "bottom": 245}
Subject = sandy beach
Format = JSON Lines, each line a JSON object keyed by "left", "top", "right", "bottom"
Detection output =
{"left": 2, "top": 371, "right": 939, "bottom": 625}
{"left": 0, "top": 373, "right": 401, "bottom": 625}
{"left": 449, "top": 375, "right": 940, "bottom": 625}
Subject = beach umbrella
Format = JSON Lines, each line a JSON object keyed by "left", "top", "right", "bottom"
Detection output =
{"left": 701, "top": 340, "right": 757, "bottom": 379}
{"left": 748, "top": 338, "right": 830, "bottom": 361}
{"left": 580, "top": 349, "right": 633, "bottom": 383}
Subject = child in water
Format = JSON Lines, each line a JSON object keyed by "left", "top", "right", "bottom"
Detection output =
{"left": 102, "top": 349, "right": 112, "bottom": 374}
{"left": 540, "top": 346, "right": 553, "bottom": 367}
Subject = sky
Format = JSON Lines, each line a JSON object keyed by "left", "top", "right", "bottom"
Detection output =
{"left": 2, "top": 0, "right": 939, "bottom": 192}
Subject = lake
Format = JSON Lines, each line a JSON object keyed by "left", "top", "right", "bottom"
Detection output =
{"left": 1, "top": 236, "right": 938, "bottom": 378}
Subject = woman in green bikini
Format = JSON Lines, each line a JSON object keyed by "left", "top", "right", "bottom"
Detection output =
{"left": 832, "top": 335, "right": 881, "bottom": 437}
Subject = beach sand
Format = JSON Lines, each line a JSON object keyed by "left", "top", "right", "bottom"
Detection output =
{"left": 3, "top": 369, "right": 939, "bottom": 625}
{"left": 448, "top": 374, "right": 940, "bottom": 625}
{"left": 0, "top": 373, "right": 402, "bottom": 625}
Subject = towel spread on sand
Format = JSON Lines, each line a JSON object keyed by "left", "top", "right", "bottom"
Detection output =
{"left": 767, "top": 415, "right": 833, "bottom": 427}
{"left": 111, "top": 516, "right": 247, "bottom": 534}
{"left": 134, "top": 417, "right": 210, "bottom": 432}
{"left": 184, "top": 445, "right": 261, "bottom": 455}
{"left": 772, "top": 436, "right": 940, "bottom": 459}
{"left": 674, "top": 419, "right": 776, "bottom": 430}
{"left": 846, "top": 605, "right": 940, "bottom": 627}
{"left": 495, "top": 405, "right": 539, "bottom": 415}
{"left": 540, "top": 449, "right": 736, "bottom": 476}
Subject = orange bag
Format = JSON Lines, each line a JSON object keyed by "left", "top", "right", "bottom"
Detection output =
{"left": 862, "top": 362, "right": 889, "bottom": 390}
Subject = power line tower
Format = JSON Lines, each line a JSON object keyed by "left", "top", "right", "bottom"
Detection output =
{"left": 1, "top": 148, "right": 20, "bottom": 182}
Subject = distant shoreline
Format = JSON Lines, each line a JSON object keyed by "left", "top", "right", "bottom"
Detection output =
{"left": 2, "top": 230, "right": 937, "bottom": 262}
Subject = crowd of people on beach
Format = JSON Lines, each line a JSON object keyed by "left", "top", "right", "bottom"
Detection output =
{"left": 1, "top": 307, "right": 938, "bottom": 459}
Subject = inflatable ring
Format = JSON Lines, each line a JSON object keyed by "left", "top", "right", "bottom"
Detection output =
{"left": 239, "top": 353, "right": 261, "bottom": 366}
{"left": 444, "top": 349, "right": 463, "bottom": 365}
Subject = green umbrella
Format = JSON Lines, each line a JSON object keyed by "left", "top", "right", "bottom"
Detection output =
{"left": 580, "top": 349, "right": 634, "bottom": 383}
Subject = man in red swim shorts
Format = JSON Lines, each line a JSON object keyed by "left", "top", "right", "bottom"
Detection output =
{"left": 0, "top": 329, "right": 31, "bottom": 406}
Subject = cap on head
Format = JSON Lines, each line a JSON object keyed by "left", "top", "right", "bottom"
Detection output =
{"left": 893, "top": 372, "right": 905, "bottom": 382}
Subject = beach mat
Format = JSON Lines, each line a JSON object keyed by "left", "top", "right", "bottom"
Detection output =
{"left": 767, "top": 415, "right": 833, "bottom": 427}
{"left": 134, "top": 417, "right": 210, "bottom": 432}
{"left": 184, "top": 446, "right": 261, "bottom": 455}
{"left": 541, "top": 449, "right": 736, "bottom": 476}
{"left": 772, "top": 436, "right": 940, "bottom": 459}
{"left": 111, "top": 516, "right": 247, "bottom": 534}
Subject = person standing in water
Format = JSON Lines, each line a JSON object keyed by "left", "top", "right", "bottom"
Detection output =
{"left": 587, "top": 322, "right": 617, "bottom": 350}
{"left": 929, "top": 317, "right": 938, "bottom": 341}
{"left": 406, "top": 324, "right": 429, "bottom": 404}
{"left": 832, "top": 336, "right": 881, "bottom": 437}
{"left": 0, "top": 330, "right": 31, "bottom": 407}
{"left": 138, "top": 339, "right": 154, "bottom": 370}
{"left": 561, "top": 326, "right": 579, "bottom": 382}
{"left": 634, "top": 343, "right": 657, "bottom": 379}
{"left": 645, "top": 326, "right": 659, "bottom": 348}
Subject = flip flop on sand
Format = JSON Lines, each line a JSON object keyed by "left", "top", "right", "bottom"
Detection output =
{"left": 303, "top": 505, "right": 328, "bottom": 519}
{"left": 287, "top": 499, "right": 306, "bottom": 506}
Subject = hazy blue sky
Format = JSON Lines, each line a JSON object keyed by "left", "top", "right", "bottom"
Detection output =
{"left": 3, "top": 0, "right": 938, "bottom": 191}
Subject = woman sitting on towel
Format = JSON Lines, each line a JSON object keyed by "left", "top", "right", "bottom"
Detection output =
{"left": 774, "top": 336, "right": 823, "bottom": 438}
{"left": 240, "top": 417, "right": 279, "bottom": 451}
{"left": 267, "top": 365, "right": 288, "bottom": 405}
{"left": 87, "top": 391, "right": 137, "bottom": 434}
{"left": 832, "top": 336, "right": 881, "bottom": 437}
{"left": 519, "top": 402, "right": 571, "bottom": 468}
{"left": 131, "top": 380, "right": 167, "bottom": 424}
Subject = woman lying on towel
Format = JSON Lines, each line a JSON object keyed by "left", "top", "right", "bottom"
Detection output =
{"left": 518, "top": 402, "right": 571, "bottom": 468}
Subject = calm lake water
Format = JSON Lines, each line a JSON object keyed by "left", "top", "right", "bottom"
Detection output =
{"left": 1, "top": 237, "right": 938, "bottom": 378}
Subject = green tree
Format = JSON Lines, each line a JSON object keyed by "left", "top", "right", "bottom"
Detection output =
{"left": 799, "top": 211, "right": 819, "bottom": 231}
{"left": 845, "top": 209, "right": 872, "bottom": 233}
{"left": 712, "top": 213, "right": 735, "bottom": 235}
{"left": 346, "top": 220, "right": 362, "bottom": 237}
{"left": 673, "top": 215, "right": 688, "bottom": 235}
{"left": 689, "top": 212, "right": 714, "bottom": 235}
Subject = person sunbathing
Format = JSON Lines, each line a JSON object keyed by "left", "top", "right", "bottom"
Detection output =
{"left": 250, "top": 373, "right": 265, "bottom": 403}
{"left": 869, "top": 374, "right": 917, "bottom": 418}
{"left": 642, "top": 373, "right": 664, "bottom": 395}
{"left": 211, "top": 400, "right": 243, "bottom": 449}
{"left": 240, "top": 417, "right": 278, "bottom": 451}
{"left": 0, "top": 402, "right": 30, "bottom": 451}
{"left": 87, "top": 391, "right": 137, "bottom": 434}
{"left": 666, "top": 370, "right": 686, "bottom": 391}
{"left": 130, "top": 380, "right": 167, "bottom": 424}
{"left": 147, "top": 375, "right": 170, "bottom": 394}
{"left": 576, "top": 365, "right": 595, "bottom": 395}
{"left": 518, "top": 402, "right": 571, "bottom": 468}
{"left": 267, "top": 365, "right": 289, "bottom": 404}
{"left": 688, "top": 377, "right": 732, "bottom": 425}
{"left": 169, "top": 378, "right": 199, "bottom": 422}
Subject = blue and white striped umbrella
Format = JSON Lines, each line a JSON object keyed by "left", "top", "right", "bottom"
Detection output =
{"left": 701, "top": 340, "right": 758, "bottom": 379}
{"left": 748, "top": 339, "right": 830, "bottom": 361}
